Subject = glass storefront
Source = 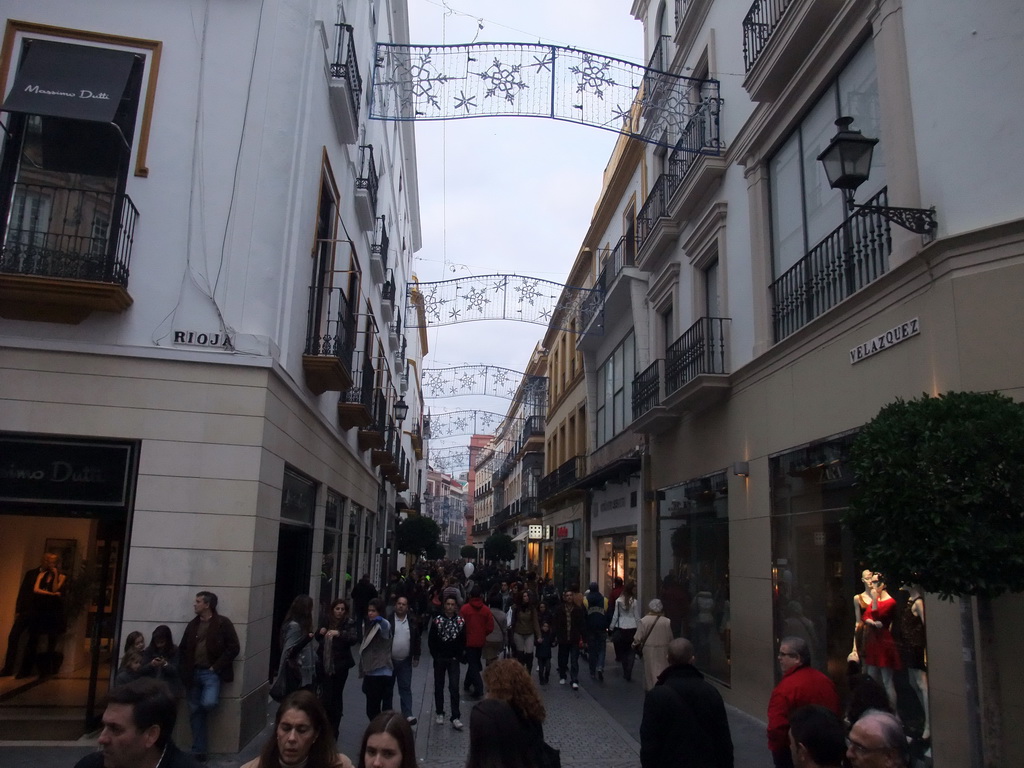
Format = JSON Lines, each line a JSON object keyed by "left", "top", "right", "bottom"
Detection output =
{"left": 771, "top": 433, "right": 931, "bottom": 757}
{"left": 552, "top": 521, "right": 581, "bottom": 592}
{"left": 657, "top": 471, "right": 730, "bottom": 684}
{"left": 597, "top": 533, "right": 637, "bottom": 595}
{"left": 0, "top": 434, "right": 137, "bottom": 736}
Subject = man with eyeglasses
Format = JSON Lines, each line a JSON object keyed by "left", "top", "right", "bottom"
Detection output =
{"left": 767, "top": 636, "right": 841, "bottom": 768}
{"left": 846, "top": 709, "right": 909, "bottom": 768}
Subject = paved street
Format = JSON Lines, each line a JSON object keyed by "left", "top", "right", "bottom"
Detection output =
{"left": 0, "top": 645, "right": 770, "bottom": 767}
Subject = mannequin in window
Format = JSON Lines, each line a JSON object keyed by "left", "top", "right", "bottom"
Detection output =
{"left": 899, "top": 584, "right": 929, "bottom": 741}
{"left": 848, "top": 569, "right": 874, "bottom": 667}
{"left": 860, "top": 574, "right": 900, "bottom": 708}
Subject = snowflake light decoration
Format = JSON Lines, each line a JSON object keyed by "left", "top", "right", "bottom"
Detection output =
{"left": 570, "top": 53, "right": 618, "bottom": 99}
{"left": 476, "top": 58, "right": 528, "bottom": 103}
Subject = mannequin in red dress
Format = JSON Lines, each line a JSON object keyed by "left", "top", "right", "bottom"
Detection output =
{"left": 861, "top": 574, "right": 900, "bottom": 707}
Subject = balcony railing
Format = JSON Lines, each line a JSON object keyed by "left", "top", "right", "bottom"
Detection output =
{"left": 742, "top": 0, "right": 792, "bottom": 72}
{"left": 665, "top": 317, "right": 729, "bottom": 395}
{"left": 371, "top": 215, "right": 389, "bottom": 273}
{"left": 636, "top": 172, "right": 679, "bottom": 253}
{"left": 632, "top": 359, "right": 664, "bottom": 421}
{"left": 668, "top": 97, "right": 722, "bottom": 181}
{"left": 381, "top": 272, "right": 395, "bottom": 305}
{"left": 356, "top": 145, "right": 378, "bottom": 217}
{"left": 539, "top": 455, "right": 586, "bottom": 501}
{"left": 330, "top": 23, "right": 362, "bottom": 119}
{"left": 647, "top": 34, "right": 672, "bottom": 73}
{"left": 341, "top": 354, "right": 375, "bottom": 409}
{"left": 303, "top": 285, "right": 356, "bottom": 389}
{"left": 770, "top": 188, "right": 892, "bottom": 342}
{"left": 0, "top": 182, "right": 138, "bottom": 286}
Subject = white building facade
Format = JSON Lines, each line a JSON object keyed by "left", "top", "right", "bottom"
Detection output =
{"left": 0, "top": 0, "right": 424, "bottom": 749}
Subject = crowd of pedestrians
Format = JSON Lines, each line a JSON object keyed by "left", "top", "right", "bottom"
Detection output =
{"left": 64, "top": 561, "right": 919, "bottom": 768}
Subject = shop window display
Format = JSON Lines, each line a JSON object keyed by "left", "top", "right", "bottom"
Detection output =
{"left": 770, "top": 433, "right": 931, "bottom": 759}
{"left": 656, "top": 472, "right": 730, "bottom": 684}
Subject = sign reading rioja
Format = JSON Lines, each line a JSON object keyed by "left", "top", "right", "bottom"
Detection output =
{"left": 0, "top": 436, "right": 135, "bottom": 507}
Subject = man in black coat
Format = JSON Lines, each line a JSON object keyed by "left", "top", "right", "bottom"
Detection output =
{"left": 640, "top": 638, "right": 734, "bottom": 768}
{"left": 74, "top": 678, "right": 199, "bottom": 768}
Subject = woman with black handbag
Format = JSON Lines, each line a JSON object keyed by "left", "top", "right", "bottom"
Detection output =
{"left": 272, "top": 595, "right": 317, "bottom": 701}
{"left": 318, "top": 598, "right": 360, "bottom": 738}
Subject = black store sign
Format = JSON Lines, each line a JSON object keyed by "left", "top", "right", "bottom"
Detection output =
{"left": 0, "top": 436, "right": 134, "bottom": 508}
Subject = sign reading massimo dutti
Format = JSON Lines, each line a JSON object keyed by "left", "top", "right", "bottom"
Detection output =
{"left": 0, "top": 436, "right": 135, "bottom": 507}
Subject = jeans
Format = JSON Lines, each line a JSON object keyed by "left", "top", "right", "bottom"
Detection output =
{"left": 557, "top": 643, "right": 580, "bottom": 683}
{"left": 362, "top": 674, "right": 392, "bottom": 720}
{"left": 389, "top": 656, "right": 414, "bottom": 717}
{"left": 587, "top": 630, "right": 606, "bottom": 675}
{"left": 187, "top": 668, "right": 221, "bottom": 754}
{"left": 463, "top": 647, "right": 483, "bottom": 697}
{"left": 433, "top": 657, "right": 461, "bottom": 720}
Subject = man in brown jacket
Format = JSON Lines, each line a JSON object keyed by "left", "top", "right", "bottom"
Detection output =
{"left": 180, "top": 591, "right": 240, "bottom": 762}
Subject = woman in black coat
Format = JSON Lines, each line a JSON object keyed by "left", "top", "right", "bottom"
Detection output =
{"left": 317, "top": 598, "right": 360, "bottom": 738}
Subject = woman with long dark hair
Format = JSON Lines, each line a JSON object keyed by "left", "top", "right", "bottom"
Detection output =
{"left": 318, "top": 598, "right": 360, "bottom": 737}
{"left": 357, "top": 710, "right": 418, "bottom": 768}
{"left": 279, "top": 595, "right": 317, "bottom": 695}
{"left": 241, "top": 690, "right": 354, "bottom": 768}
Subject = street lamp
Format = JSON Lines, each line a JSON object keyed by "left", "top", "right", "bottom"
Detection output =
{"left": 394, "top": 396, "right": 409, "bottom": 426}
{"left": 817, "top": 116, "right": 937, "bottom": 235}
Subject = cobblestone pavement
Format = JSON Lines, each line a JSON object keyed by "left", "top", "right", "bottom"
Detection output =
{"left": 0, "top": 643, "right": 770, "bottom": 767}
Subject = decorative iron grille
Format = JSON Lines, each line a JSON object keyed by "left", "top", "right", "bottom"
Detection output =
{"left": 331, "top": 23, "right": 362, "bottom": 118}
{"left": 632, "top": 359, "right": 664, "bottom": 420}
{"left": 304, "top": 284, "right": 356, "bottom": 366}
{"left": 742, "top": 0, "right": 793, "bottom": 72}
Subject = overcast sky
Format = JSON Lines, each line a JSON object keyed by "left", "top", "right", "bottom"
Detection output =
{"left": 404, "top": 0, "right": 644, "bottom": 472}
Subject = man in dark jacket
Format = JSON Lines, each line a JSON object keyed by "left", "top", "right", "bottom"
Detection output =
{"left": 459, "top": 585, "right": 495, "bottom": 698}
{"left": 640, "top": 638, "right": 733, "bottom": 768}
{"left": 180, "top": 591, "right": 240, "bottom": 761}
{"left": 351, "top": 574, "right": 378, "bottom": 622}
{"left": 74, "top": 678, "right": 199, "bottom": 768}
{"left": 584, "top": 582, "right": 609, "bottom": 680}
{"left": 552, "top": 589, "right": 586, "bottom": 690}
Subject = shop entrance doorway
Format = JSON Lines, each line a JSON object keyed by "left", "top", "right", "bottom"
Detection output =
{"left": 268, "top": 523, "right": 313, "bottom": 678}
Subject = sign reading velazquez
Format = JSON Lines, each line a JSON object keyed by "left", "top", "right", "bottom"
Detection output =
{"left": 849, "top": 318, "right": 920, "bottom": 365}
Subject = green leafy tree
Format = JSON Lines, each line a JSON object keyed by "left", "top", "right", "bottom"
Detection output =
{"left": 395, "top": 515, "right": 441, "bottom": 560}
{"left": 426, "top": 542, "right": 447, "bottom": 561}
{"left": 483, "top": 533, "right": 515, "bottom": 562}
{"left": 845, "top": 391, "right": 1024, "bottom": 767}
{"left": 460, "top": 545, "right": 478, "bottom": 559}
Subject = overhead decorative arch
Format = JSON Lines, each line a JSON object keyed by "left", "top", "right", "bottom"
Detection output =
{"left": 371, "top": 42, "right": 722, "bottom": 153}
{"left": 425, "top": 409, "right": 508, "bottom": 438}
{"left": 423, "top": 365, "right": 547, "bottom": 403}
{"left": 409, "top": 274, "right": 602, "bottom": 331}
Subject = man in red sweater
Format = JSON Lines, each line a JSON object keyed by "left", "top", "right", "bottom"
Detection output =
{"left": 767, "top": 636, "right": 841, "bottom": 768}
{"left": 459, "top": 585, "right": 494, "bottom": 698}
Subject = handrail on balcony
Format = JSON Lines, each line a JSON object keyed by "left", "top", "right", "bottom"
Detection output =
{"left": 742, "top": 0, "right": 793, "bottom": 72}
{"left": 668, "top": 96, "right": 722, "bottom": 180}
{"left": 770, "top": 188, "right": 891, "bottom": 342}
{"left": 0, "top": 182, "right": 138, "bottom": 286}
{"left": 341, "top": 353, "right": 375, "bottom": 408}
{"left": 636, "top": 172, "right": 680, "bottom": 251}
{"left": 304, "top": 284, "right": 356, "bottom": 366}
{"left": 372, "top": 215, "right": 389, "bottom": 272}
{"left": 391, "top": 307, "right": 402, "bottom": 337}
{"left": 538, "top": 455, "right": 586, "bottom": 500}
{"left": 665, "top": 317, "right": 730, "bottom": 395}
{"left": 356, "top": 145, "right": 379, "bottom": 216}
{"left": 647, "top": 34, "right": 672, "bottom": 73}
{"left": 632, "top": 359, "right": 664, "bottom": 421}
{"left": 331, "top": 23, "right": 363, "bottom": 119}
{"left": 381, "top": 270, "right": 396, "bottom": 304}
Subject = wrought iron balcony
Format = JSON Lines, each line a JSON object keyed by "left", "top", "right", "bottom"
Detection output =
{"left": 354, "top": 145, "right": 378, "bottom": 230}
{"left": 665, "top": 316, "right": 730, "bottom": 396}
{"left": 668, "top": 97, "right": 722, "bottom": 182}
{"left": 338, "top": 353, "right": 375, "bottom": 430}
{"left": 538, "top": 455, "right": 586, "bottom": 502}
{"left": 742, "top": 0, "right": 790, "bottom": 72}
{"left": 303, "top": 285, "right": 356, "bottom": 394}
{"left": 389, "top": 307, "right": 402, "bottom": 347}
{"left": 770, "top": 188, "right": 891, "bottom": 342}
{"left": 632, "top": 359, "right": 664, "bottom": 421}
{"left": 380, "top": 270, "right": 395, "bottom": 323}
{"left": 328, "top": 23, "right": 362, "bottom": 143}
{"left": 358, "top": 388, "right": 388, "bottom": 451}
{"left": 636, "top": 172, "right": 680, "bottom": 254}
{"left": 370, "top": 215, "right": 389, "bottom": 284}
{"left": 0, "top": 182, "right": 138, "bottom": 323}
